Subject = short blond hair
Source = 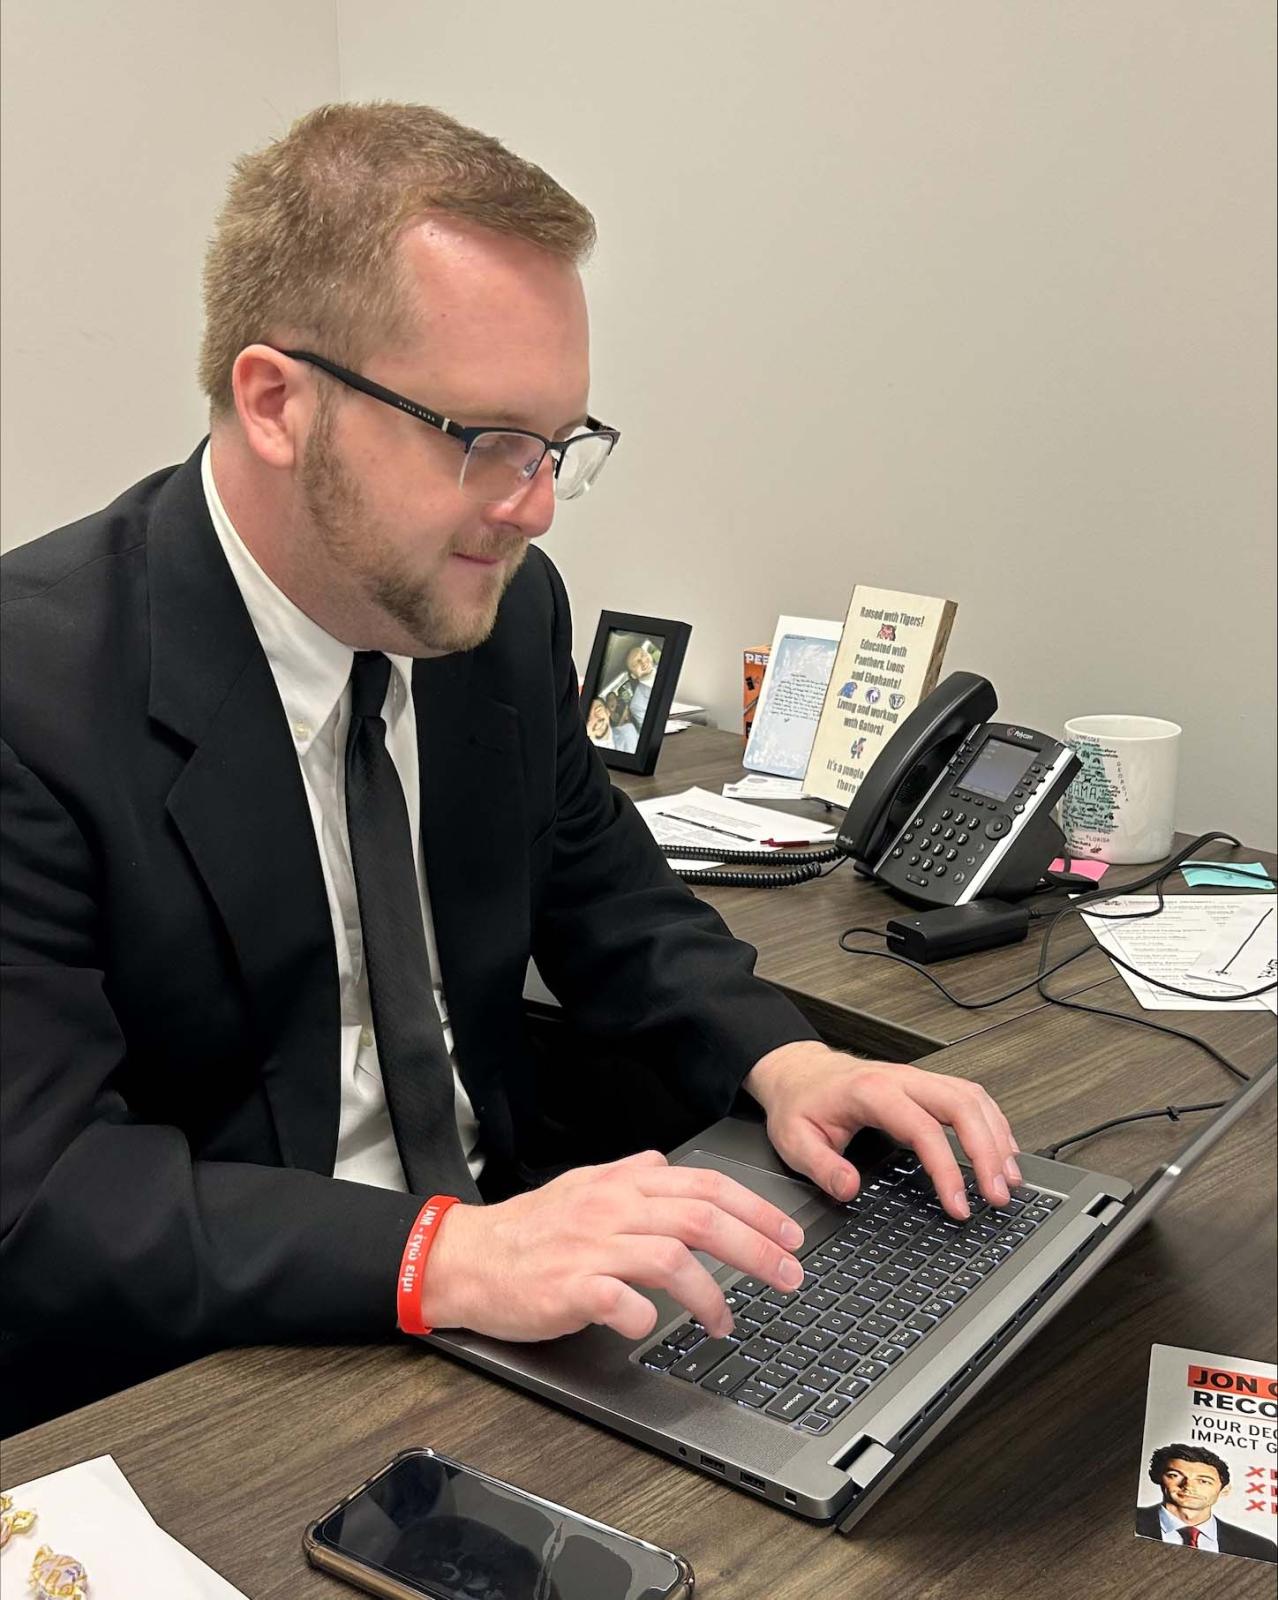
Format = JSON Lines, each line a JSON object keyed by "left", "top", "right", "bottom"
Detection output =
{"left": 199, "top": 101, "right": 596, "bottom": 414}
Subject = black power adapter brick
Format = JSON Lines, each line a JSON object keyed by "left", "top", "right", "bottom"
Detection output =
{"left": 884, "top": 899, "right": 1031, "bottom": 963}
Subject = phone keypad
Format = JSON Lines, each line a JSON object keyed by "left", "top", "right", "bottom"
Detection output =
{"left": 878, "top": 729, "right": 1074, "bottom": 904}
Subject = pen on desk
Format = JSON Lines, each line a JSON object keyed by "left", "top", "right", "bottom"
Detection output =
{"left": 762, "top": 837, "right": 818, "bottom": 848}
{"left": 686, "top": 820, "right": 758, "bottom": 843}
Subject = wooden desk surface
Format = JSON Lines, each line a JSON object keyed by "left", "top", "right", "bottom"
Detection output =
{"left": 616, "top": 726, "right": 1274, "bottom": 1058}
{"left": 5, "top": 733, "right": 1274, "bottom": 1596}
{"left": 5, "top": 1004, "right": 1273, "bottom": 1599}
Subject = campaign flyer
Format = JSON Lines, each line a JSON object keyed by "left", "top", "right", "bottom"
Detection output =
{"left": 1135, "top": 1344, "right": 1277, "bottom": 1565}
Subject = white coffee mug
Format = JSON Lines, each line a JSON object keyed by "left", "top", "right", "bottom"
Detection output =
{"left": 1059, "top": 714, "right": 1182, "bottom": 864}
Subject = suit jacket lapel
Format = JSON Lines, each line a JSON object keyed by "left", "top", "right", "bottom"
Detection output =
{"left": 146, "top": 447, "right": 341, "bottom": 1174}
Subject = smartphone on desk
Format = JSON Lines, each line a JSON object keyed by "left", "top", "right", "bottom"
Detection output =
{"left": 304, "top": 1447, "right": 694, "bottom": 1599}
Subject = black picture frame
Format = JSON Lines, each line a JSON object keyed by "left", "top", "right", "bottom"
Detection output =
{"left": 579, "top": 610, "right": 692, "bottom": 776}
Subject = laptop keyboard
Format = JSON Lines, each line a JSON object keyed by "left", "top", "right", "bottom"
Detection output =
{"left": 637, "top": 1152, "right": 1061, "bottom": 1435}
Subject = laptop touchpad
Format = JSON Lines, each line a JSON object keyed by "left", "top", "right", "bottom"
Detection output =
{"left": 667, "top": 1151, "right": 840, "bottom": 1285}
{"left": 674, "top": 1151, "right": 829, "bottom": 1220}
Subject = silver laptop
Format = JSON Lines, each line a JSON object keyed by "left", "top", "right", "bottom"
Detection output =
{"left": 430, "top": 1058, "right": 1275, "bottom": 1532}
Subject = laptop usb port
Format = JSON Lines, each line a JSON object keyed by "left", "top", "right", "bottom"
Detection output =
{"left": 699, "top": 1454, "right": 724, "bottom": 1473}
{"left": 740, "top": 1472, "right": 766, "bottom": 1492}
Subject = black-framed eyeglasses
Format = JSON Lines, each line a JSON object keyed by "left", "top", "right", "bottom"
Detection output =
{"left": 278, "top": 348, "right": 619, "bottom": 503}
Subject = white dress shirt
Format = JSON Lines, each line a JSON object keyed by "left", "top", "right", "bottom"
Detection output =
{"left": 1157, "top": 1505, "right": 1220, "bottom": 1552}
{"left": 201, "top": 446, "right": 482, "bottom": 1191}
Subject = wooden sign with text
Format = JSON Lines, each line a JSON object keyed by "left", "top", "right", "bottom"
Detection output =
{"left": 803, "top": 585, "right": 957, "bottom": 808}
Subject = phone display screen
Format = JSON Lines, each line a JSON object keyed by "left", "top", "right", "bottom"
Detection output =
{"left": 313, "top": 1452, "right": 685, "bottom": 1600}
{"left": 961, "top": 738, "right": 1033, "bottom": 802}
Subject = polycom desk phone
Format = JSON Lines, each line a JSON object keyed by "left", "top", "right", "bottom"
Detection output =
{"left": 837, "top": 672, "right": 1080, "bottom": 907}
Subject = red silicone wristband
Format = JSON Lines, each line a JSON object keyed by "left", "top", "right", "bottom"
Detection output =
{"left": 396, "top": 1195, "right": 461, "bottom": 1336}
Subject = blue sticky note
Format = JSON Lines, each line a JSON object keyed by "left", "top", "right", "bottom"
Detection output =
{"left": 1179, "top": 861, "right": 1275, "bottom": 889}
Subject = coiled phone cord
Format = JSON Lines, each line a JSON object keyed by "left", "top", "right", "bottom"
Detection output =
{"left": 661, "top": 842, "right": 844, "bottom": 888}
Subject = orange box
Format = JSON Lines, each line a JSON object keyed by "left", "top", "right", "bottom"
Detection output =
{"left": 743, "top": 646, "right": 770, "bottom": 738}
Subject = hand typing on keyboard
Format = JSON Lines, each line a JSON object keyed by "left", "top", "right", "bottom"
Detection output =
{"left": 638, "top": 1152, "right": 1061, "bottom": 1433}
{"left": 417, "top": 1149, "right": 806, "bottom": 1342}
{"left": 743, "top": 1040, "right": 1021, "bottom": 1219}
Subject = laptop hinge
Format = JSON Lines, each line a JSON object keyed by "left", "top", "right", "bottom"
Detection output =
{"left": 831, "top": 1434, "right": 894, "bottom": 1489}
{"left": 1085, "top": 1194, "right": 1126, "bottom": 1226}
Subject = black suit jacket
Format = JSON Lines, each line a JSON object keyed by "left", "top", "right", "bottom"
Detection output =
{"left": 0, "top": 445, "right": 817, "bottom": 1367}
{"left": 1134, "top": 1502, "right": 1277, "bottom": 1561}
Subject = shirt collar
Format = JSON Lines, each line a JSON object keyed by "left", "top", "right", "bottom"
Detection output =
{"left": 1158, "top": 1505, "right": 1218, "bottom": 1541}
{"left": 201, "top": 443, "right": 414, "bottom": 752}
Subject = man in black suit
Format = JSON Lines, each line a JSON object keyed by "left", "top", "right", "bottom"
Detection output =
{"left": 0, "top": 102, "right": 1021, "bottom": 1426}
{"left": 1136, "top": 1444, "right": 1277, "bottom": 1562}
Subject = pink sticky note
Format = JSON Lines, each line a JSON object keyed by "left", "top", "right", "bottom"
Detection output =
{"left": 1051, "top": 856, "right": 1109, "bottom": 881}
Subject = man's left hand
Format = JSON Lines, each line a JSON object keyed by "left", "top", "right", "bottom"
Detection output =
{"left": 743, "top": 1040, "right": 1021, "bottom": 1221}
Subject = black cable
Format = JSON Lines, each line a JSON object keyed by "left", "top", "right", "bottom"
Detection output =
{"left": 1030, "top": 974, "right": 1254, "bottom": 1085}
{"left": 661, "top": 842, "right": 838, "bottom": 866}
{"left": 676, "top": 852, "right": 852, "bottom": 890}
{"left": 836, "top": 833, "right": 1274, "bottom": 1024}
{"left": 837, "top": 831, "right": 1270, "bottom": 1141}
{"left": 1052, "top": 943, "right": 1276, "bottom": 1005}
{"left": 1033, "top": 830, "right": 1262, "bottom": 988}
{"left": 663, "top": 841, "right": 846, "bottom": 888}
{"left": 1039, "top": 853, "right": 1276, "bottom": 1002}
{"left": 677, "top": 861, "right": 823, "bottom": 887}
{"left": 1038, "top": 1100, "right": 1227, "bottom": 1161}
{"left": 836, "top": 926, "right": 1098, "bottom": 1009}
{"left": 1030, "top": 831, "right": 1268, "bottom": 1084}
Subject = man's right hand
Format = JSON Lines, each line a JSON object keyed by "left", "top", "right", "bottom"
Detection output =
{"left": 417, "top": 1150, "right": 806, "bottom": 1342}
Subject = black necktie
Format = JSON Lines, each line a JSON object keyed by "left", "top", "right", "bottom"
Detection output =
{"left": 344, "top": 651, "right": 481, "bottom": 1201}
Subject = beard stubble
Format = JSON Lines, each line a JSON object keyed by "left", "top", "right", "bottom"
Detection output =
{"left": 299, "top": 403, "right": 527, "bottom": 654}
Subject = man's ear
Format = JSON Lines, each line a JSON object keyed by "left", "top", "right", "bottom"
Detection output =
{"left": 1219, "top": 1482, "right": 1231, "bottom": 1500}
{"left": 230, "top": 344, "right": 312, "bottom": 470}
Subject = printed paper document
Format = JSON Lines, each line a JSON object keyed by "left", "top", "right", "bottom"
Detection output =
{"left": 1081, "top": 895, "right": 1277, "bottom": 1012}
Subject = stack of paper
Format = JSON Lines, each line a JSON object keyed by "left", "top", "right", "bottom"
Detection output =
{"left": 635, "top": 786, "right": 835, "bottom": 869}
{"left": 664, "top": 698, "right": 707, "bottom": 735}
{"left": 0, "top": 1456, "right": 244, "bottom": 1597}
{"left": 1081, "top": 895, "right": 1277, "bottom": 1012}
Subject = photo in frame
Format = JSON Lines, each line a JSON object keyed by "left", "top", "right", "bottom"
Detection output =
{"left": 580, "top": 610, "right": 692, "bottom": 776}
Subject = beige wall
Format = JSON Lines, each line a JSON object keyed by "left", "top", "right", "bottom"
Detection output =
{"left": 3, "top": 2, "right": 1274, "bottom": 846}
{"left": 339, "top": 0, "right": 1277, "bottom": 849}
{"left": 0, "top": 0, "right": 338, "bottom": 542}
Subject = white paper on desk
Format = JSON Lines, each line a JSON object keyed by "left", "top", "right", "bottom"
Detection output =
{"left": 664, "top": 718, "right": 691, "bottom": 734}
{"left": 1187, "top": 902, "right": 1277, "bottom": 1011}
{"left": 635, "top": 786, "right": 835, "bottom": 852}
{"left": 722, "top": 774, "right": 807, "bottom": 801}
{"left": 1081, "top": 895, "right": 1278, "bottom": 1011}
{"left": 2, "top": 1454, "right": 246, "bottom": 1598}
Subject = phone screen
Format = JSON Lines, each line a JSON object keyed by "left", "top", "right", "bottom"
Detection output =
{"left": 312, "top": 1451, "right": 686, "bottom": 1600}
{"left": 962, "top": 737, "right": 1033, "bottom": 801}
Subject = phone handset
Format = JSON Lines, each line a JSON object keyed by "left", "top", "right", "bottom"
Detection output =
{"left": 837, "top": 672, "right": 999, "bottom": 870}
